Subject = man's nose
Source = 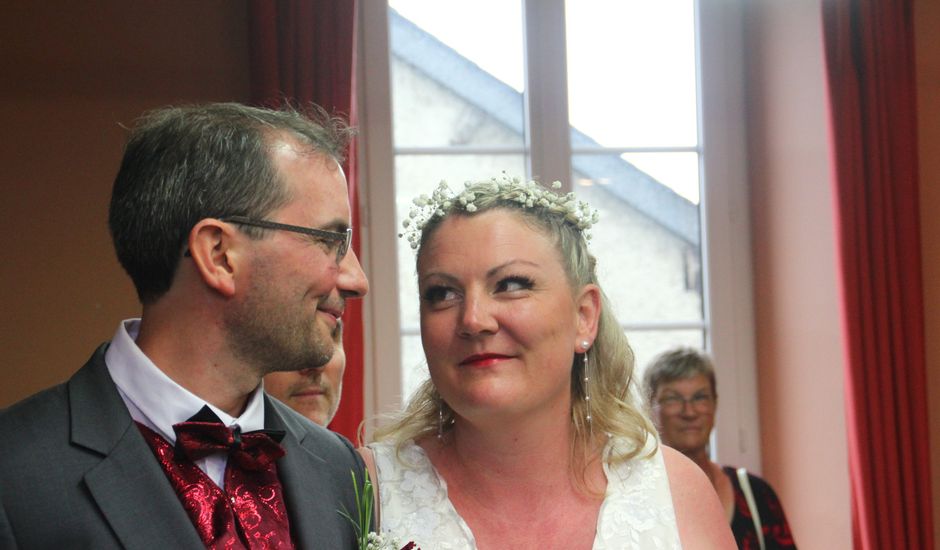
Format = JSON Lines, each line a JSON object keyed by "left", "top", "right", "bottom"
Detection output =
{"left": 338, "top": 248, "right": 369, "bottom": 298}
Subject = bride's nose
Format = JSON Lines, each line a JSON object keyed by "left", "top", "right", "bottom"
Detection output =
{"left": 456, "top": 292, "right": 498, "bottom": 337}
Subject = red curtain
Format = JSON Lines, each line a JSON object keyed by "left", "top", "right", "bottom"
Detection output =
{"left": 821, "top": 1, "right": 934, "bottom": 548}
{"left": 249, "top": 0, "right": 364, "bottom": 443}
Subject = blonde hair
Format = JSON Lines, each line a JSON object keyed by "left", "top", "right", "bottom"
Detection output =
{"left": 373, "top": 178, "right": 656, "bottom": 488}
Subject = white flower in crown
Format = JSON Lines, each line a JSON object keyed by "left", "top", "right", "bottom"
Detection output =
{"left": 398, "top": 173, "right": 599, "bottom": 251}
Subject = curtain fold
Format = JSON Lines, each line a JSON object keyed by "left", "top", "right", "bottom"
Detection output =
{"left": 821, "top": 1, "right": 933, "bottom": 548}
{"left": 248, "top": 0, "right": 364, "bottom": 443}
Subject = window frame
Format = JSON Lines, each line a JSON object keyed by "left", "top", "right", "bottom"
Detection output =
{"left": 357, "top": 0, "right": 760, "bottom": 472}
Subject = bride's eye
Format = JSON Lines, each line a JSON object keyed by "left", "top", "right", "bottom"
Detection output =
{"left": 422, "top": 285, "right": 459, "bottom": 304}
{"left": 496, "top": 275, "right": 534, "bottom": 293}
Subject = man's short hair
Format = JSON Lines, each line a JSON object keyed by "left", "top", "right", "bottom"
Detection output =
{"left": 108, "top": 102, "right": 353, "bottom": 303}
{"left": 642, "top": 347, "right": 717, "bottom": 405}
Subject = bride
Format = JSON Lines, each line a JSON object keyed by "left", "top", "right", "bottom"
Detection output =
{"left": 362, "top": 176, "right": 734, "bottom": 549}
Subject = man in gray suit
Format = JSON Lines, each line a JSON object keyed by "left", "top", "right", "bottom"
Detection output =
{"left": 0, "top": 103, "right": 371, "bottom": 548}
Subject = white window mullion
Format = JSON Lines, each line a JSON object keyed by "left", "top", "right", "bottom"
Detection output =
{"left": 358, "top": 0, "right": 402, "bottom": 429}
{"left": 697, "top": 0, "right": 760, "bottom": 472}
{"left": 523, "top": 0, "right": 572, "bottom": 188}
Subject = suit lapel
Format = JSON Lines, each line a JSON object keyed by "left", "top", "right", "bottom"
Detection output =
{"left": 267, "top": 397, "right": 352, "bottom": 549}
{"left": 69, "top": 347, "right": 203, "bottom": 549}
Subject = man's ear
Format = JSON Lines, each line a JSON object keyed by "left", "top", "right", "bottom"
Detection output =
{"left": 575, "top": 283, "right": 602, "bottom": 346}
{"left": 186, "top": 219, "right": 242, "bottom": 297}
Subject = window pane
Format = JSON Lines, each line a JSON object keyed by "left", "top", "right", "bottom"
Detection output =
{"left": 574, "top": 153, "right": 703, "bottom": 323}
{"left": 565, "top": 0, "right": 698, "bottom": 148}
{"left": 395, "top": 155, "right": 527, "bottom": 202}
{"left": 617, "top": 152, "right": 700, "bottom": 204}
{"left": 389, "top": 1, "right": 525, "bottom": 148}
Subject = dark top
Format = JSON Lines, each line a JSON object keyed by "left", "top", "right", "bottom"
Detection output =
{"left": 723, "top": 466, "right": 797, "bottom": 550}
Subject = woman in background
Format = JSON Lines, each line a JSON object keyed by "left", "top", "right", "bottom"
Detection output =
{"left": 643, "top": 347, "right": 797, "bottom": 549}
{"left": 362, "top": 176, "right": 734, "bottom": 549}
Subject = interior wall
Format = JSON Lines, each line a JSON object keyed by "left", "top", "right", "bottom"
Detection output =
{"left": 0, "top": 1, "right": 250, "bottom": 406}
{"left": 745, "top": 1, "right": 852, "bottom": 547}
{"left": 915, "top": 0, "right": 940, "bottom": 546}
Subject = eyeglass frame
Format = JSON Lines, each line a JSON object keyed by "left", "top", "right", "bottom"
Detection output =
{"left": 655, "top": 391, "right": 716, "bottom": 414}
{"left": 222, "top": 215, "right": 352, "bottom": 263}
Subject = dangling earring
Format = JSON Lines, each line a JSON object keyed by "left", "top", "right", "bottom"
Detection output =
{"left": 438, "top": 400, "right": 445, "bottom": 441}
{"left": 581, "top": 340, "right": 592, "bottom": 432}
{"left": 437, "top": 399, "right": 455, "bottom": 442}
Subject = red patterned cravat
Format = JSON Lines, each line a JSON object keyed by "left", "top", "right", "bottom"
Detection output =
{"left": 136, "top": 412, "right": 294, "bottom": 549}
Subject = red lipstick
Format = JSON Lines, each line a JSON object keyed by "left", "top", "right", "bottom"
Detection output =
{"left": 459, "top": 353, "right": 511, "bottom": 367}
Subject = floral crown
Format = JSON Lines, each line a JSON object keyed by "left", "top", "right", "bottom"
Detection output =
{"left": 399, "top": 174, "right": 600, "bottom": 250}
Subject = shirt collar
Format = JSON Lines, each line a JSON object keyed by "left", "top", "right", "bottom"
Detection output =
{"left": 105, "top": 319, "right": 266, "bottom": 444}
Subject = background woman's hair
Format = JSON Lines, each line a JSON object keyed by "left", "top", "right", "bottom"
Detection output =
{"left": 642, "top": 346, "right": 718, "bottom": 407}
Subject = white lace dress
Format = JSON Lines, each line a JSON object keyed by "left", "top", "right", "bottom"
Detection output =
{"left": 368, "top": 436, "right": 681, "bottom": 549}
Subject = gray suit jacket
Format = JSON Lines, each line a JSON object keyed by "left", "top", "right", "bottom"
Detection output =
{"left": 0, "top": 344, "right": 367, "bottom": 549}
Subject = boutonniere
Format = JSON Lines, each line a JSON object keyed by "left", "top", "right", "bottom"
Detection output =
{"left": 340, "top": 470, "right": 420, "bottom": 550}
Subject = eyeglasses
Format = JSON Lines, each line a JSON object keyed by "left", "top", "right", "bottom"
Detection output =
{"left": 656, "top": 392, "right": 715, "bottom": 414}
{"left": 223, "top": 215, "right": 352, "bottom": 263}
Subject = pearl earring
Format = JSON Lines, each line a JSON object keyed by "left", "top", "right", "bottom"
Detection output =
{"left": 438, "top": 401, "right": 445, "bottom": 441}
{"left": 581, "top": 341, "right": 592, "bottom": 431}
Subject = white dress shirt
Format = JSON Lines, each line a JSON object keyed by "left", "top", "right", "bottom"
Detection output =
{"left": 105, "top": 319, "right": 266, "bottom": 487}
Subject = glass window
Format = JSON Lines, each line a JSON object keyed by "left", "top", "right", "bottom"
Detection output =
{"left": 389, "top": 1, "right": 525, "bottom": 149}
{"left": 572, "top": 152, "right": 703, "bottom": 328}
{"left": 564, "top": 1, "right": 703, "bottom": 365}
{"left": 389, "top": 1, "right": 529, "bottom": 398}
{"left": 565, "top": 0, "right": 698, "bottom": 148}
{"left": 376, "top": 0, "right": 736, "bottom": 416}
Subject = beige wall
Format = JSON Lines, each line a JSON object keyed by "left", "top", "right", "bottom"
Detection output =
{"left": 0, "top": 1, "right": 250, "bottom": 406}
{"left": 916, "top": 0, "right": 940, "bottom": 547}
{"left": 747, "top": 0, "right": 940, "bottom": 548}
{"left": 745, "top": 1, "right": 852, "bottom": 547}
